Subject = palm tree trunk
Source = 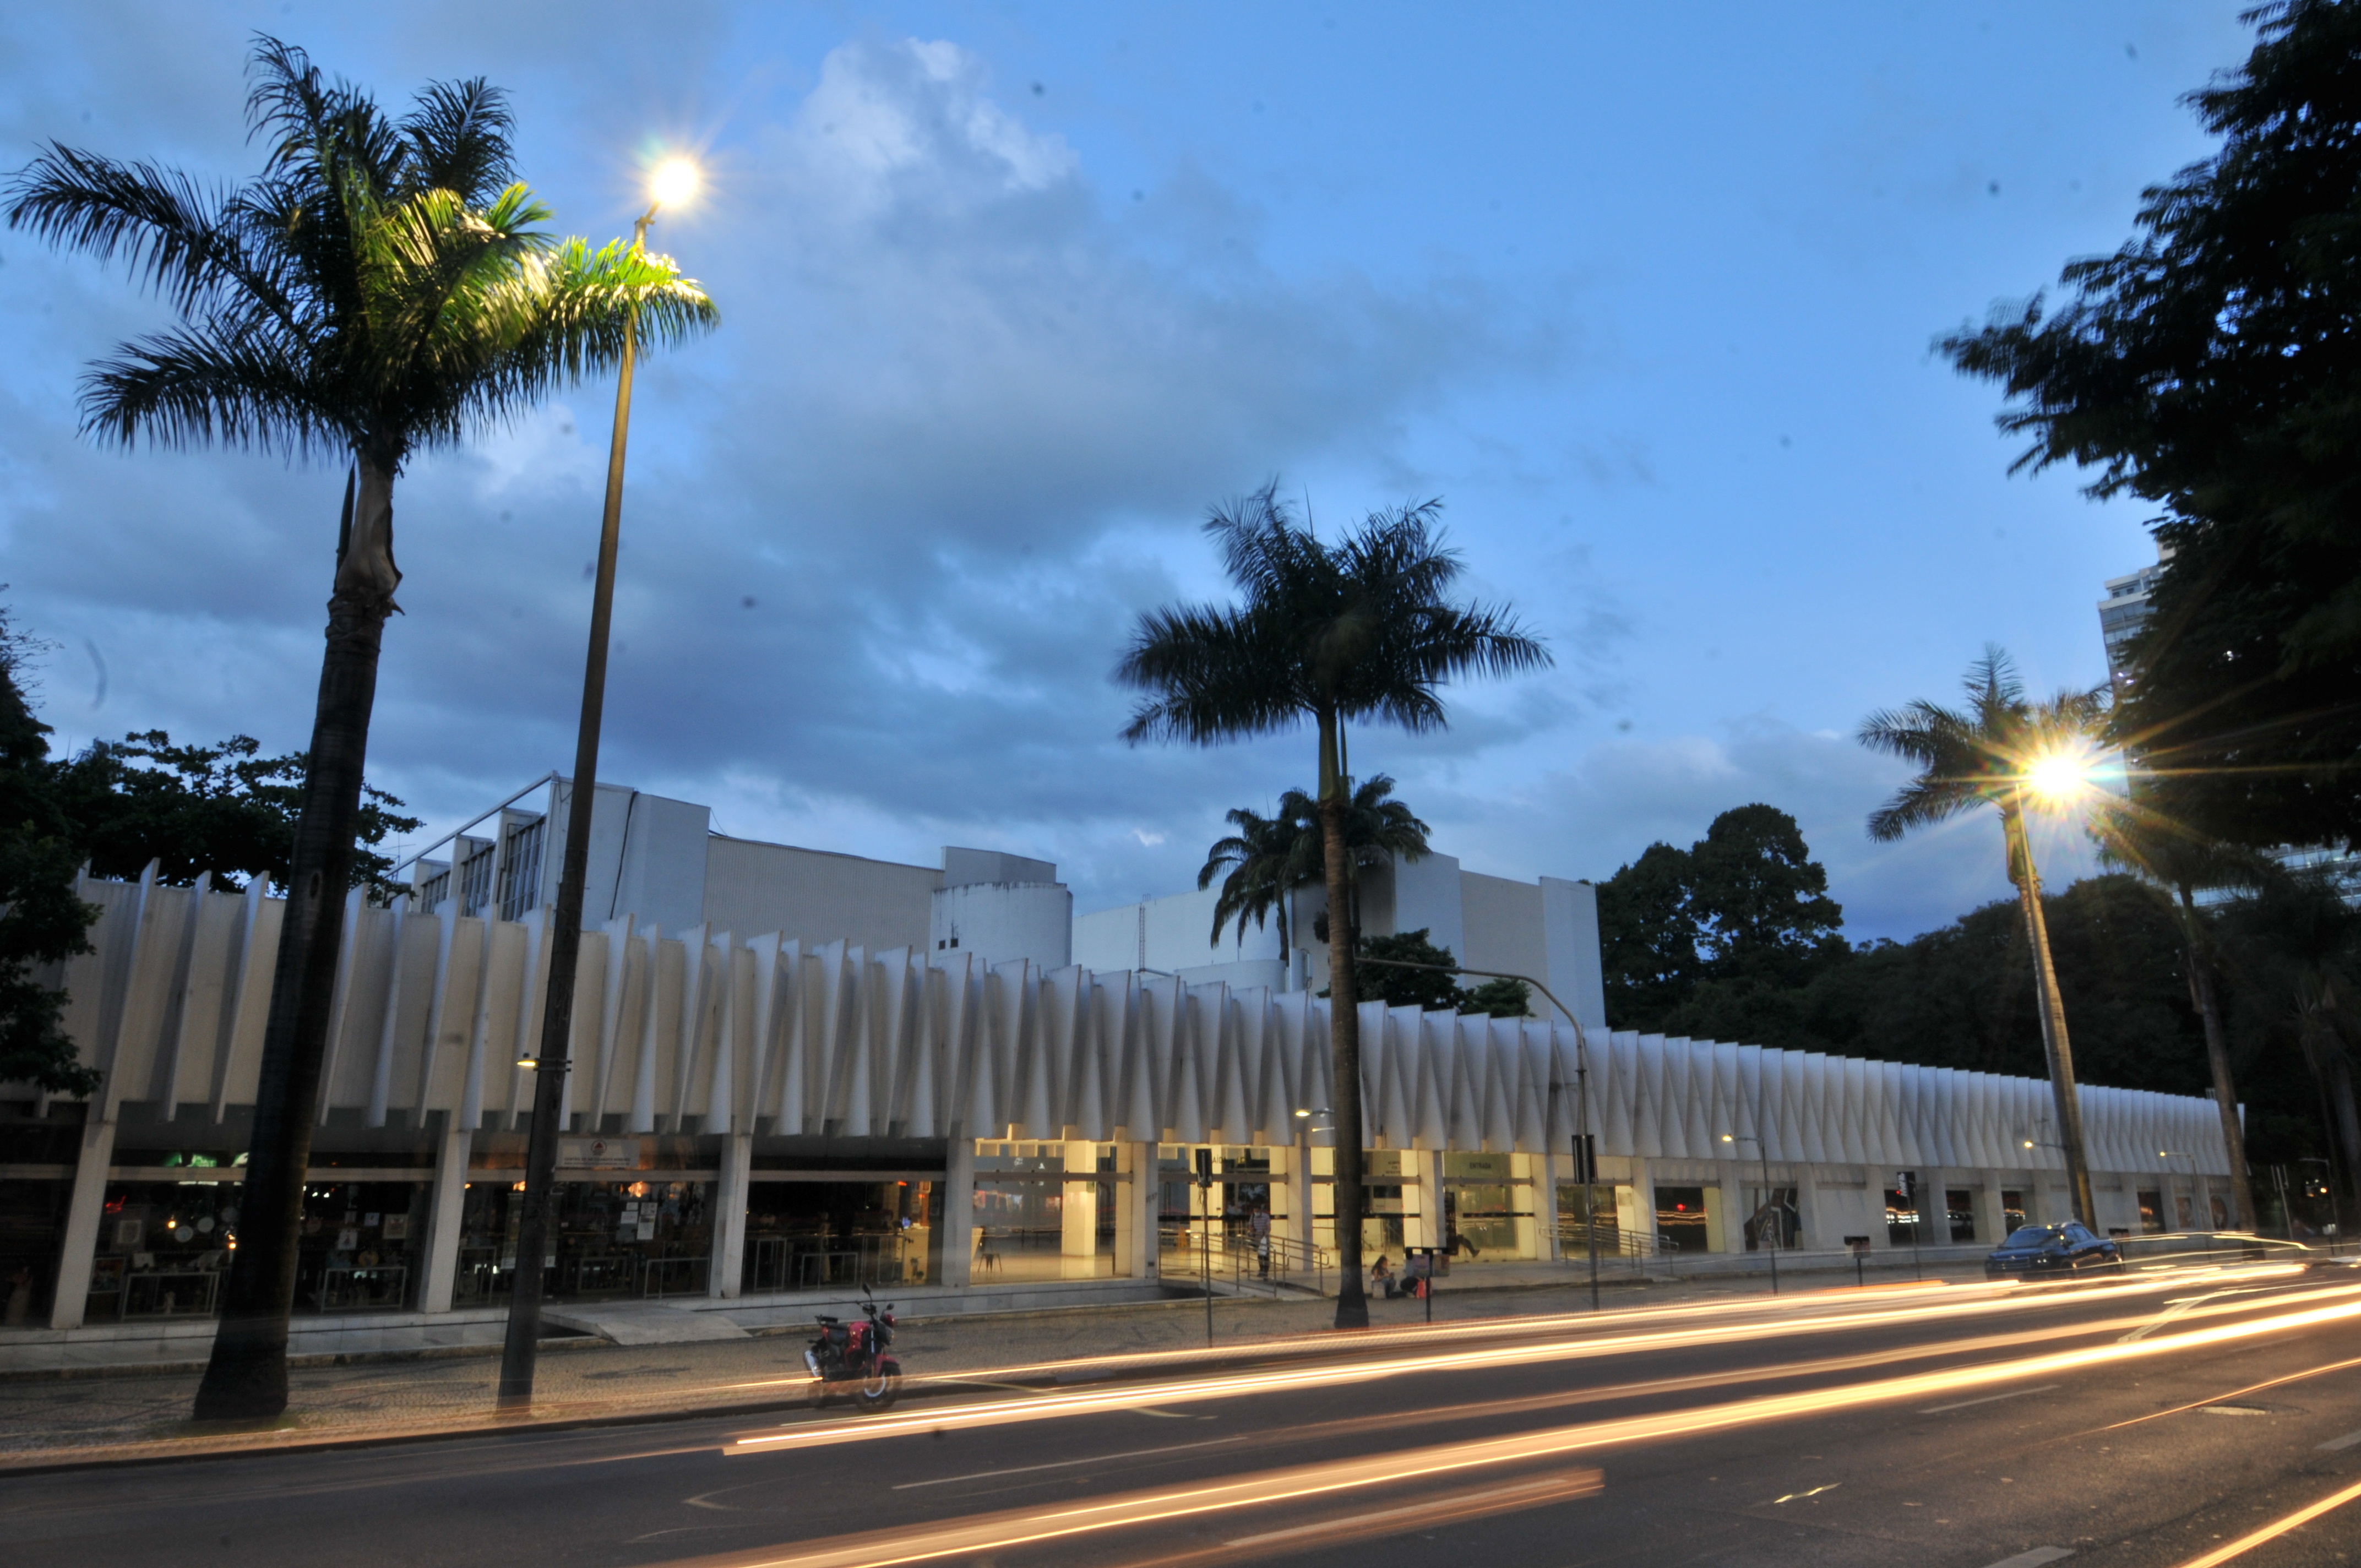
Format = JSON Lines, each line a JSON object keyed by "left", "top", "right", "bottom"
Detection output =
{"left": 194, "top": 456, "right": 399, "bottom": 1422}
{"left": 2177, "top": 885, "right": 2253, "bottom": 1230}
{"left": 2004, "top": 804, "right": 2097, "bottom": 1230}
{"left": 1318, "top": 707, "right": 1368, "bottom": 1330}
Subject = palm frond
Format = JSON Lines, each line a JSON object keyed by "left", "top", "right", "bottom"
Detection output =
{"left": 398, "top": 77, "right": 515, "bottom": 204}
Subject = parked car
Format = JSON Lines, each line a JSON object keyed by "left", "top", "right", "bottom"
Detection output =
{"left": 1984, "top": 1221, "right": 2122, "bottom": 1279}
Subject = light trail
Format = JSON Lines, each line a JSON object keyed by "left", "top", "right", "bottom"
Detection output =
{"left": 669, "top": 1289, "right": 2361, "bottom": 1568}
{"left": 2169, "top": 1473, "right": 2361, "bottom": 1567}
{"left": 2096, "top": 1351, "right": 2361, "bottom": 1433}
{"left": 730, "top": 1276, "right": 2361, "bottom": 1455}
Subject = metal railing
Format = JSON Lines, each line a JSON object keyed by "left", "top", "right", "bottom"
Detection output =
{"left": 1158, "top": 1226, "right": 1336, "bottom": 1298}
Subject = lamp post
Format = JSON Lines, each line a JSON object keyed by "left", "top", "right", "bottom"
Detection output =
{"left": 1354, "top": 956, "right": 1601, "bottom": 1313}
{"left": 498, "top": 158, "right": 700, "bottom": 1409}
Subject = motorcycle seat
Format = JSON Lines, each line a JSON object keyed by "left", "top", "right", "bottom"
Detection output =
{"left": 815, "top": 1315, "right": 840, "bottom": 1324}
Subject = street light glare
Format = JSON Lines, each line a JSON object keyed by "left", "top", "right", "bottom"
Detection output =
{"left": 2023, "top": 746, "right": 2096, "bottom": 808}
{"left": 649, "top": 157, "right": 700, "bottom": 209}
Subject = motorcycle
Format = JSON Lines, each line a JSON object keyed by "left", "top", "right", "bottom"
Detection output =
{"left": 802, "top": 1285, "right": 902, "bottom": 1411}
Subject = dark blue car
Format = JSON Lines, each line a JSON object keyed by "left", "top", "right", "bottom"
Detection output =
{"left": 1984, "top": 1221, "right": 2123, "bottom": 1280}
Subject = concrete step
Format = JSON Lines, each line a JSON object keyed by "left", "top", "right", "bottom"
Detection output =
{"left": 545, "top": 1304, "right": 749, "bottom": 1346}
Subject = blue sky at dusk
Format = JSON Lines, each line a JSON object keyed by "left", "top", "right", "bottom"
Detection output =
{"left": 0, "top": 3, "right": 2256, "bottom": 941}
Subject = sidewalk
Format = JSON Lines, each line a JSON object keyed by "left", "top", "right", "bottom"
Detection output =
{"left": 0, "top": 1259, "right": 1987, "bottom": 1469}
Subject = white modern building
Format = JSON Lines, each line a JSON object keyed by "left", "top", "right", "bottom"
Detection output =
{"left": 1, "top": 840, "right": 2238, "bottom": 1335}
{"left": 1074, "top": 852, "right": 1608, "bottom": 1032}
{"left": 398, "top": 775, "right": 1073, "bottom": 971}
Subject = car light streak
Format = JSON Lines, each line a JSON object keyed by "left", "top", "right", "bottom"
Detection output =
{"left": 2168, "top": 1472, "right": 2361, "bottom": 1567}
{"left": 668, "top": 1292, "right": 2361, "bottom": 1568}
{"left": 2095, "top": 1352, "right": 2361, "bottom": 1433}
{"left": 728, "top": 1277, "right": 2361, "bottom": 1455}
{"left": 654, "top": 1457, "right": 1602, "bottom": 1568}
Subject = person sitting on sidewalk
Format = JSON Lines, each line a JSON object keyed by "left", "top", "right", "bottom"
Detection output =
{"left": 1369, "top": 1254, "right": 1398, "bottom": 1299}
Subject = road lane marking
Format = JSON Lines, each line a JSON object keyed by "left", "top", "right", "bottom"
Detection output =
{"left": 1771, "top": 1483, "right": 1838, "bottom": 1504}
{"left": 1919, "top": 1384, "right": 2058, "bottom": 1414}
{"left": 2170, "top": 1473, "right": 2361, "bottom": 1567}
{"left": 893, "top": 1436, "right": 1237, "bottom": 1490}
{"left": 1223, "top": 1473, "right": 1596, "bottom": 1548}
{"left": 1981, "top": 1550, "right": 2071, "bottom": 1567}
{"left": 2200, "top": 1404, "right": 2270, "bottom": 1417}
{"left": 2321, "top": 1429, "right": 2361, "bottom": 1450}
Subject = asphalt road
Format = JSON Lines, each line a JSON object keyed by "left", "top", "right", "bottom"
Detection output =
{"left": 8, "top": 1266, "right": 2361, "bottom": 1568}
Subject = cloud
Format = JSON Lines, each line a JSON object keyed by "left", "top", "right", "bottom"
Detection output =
{"left": 1416, "top": 717, "right": 2105, "bottom": 943}
{"left": 0, "top": 29, "right": 1556, "bottom": 919}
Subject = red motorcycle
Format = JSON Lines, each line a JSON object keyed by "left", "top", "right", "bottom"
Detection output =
{"left": 803, "top": 1286, "right": 902, "bottom": 1411}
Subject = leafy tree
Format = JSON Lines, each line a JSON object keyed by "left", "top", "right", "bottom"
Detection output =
{"left": 1860, "top": 647, "right": 2110, "bottom": 1227}
{"left": 1939, "top": 0, "right": 2361, "bottom": 851}
{"left": 51, "top": 732, "right": 420, "bottom": 899}
{"left": 1338, "top": 929, "right": 1532, "bottom": 1017}
{"left": 1351, "top": 929, "right": 1465, "bottom": 1011}
{"left": 1597, "top": 804, "right": 1842, "bottom": 1023}
{"left": 1118, "top": 481, "right": 1548, "bottom": 1327}
{"left": 1688, "top": 803, "right": 1846, "bottom": 988}
{"left": 5, "top": 37, "right": 718, "bottom": 1422}
{"left": 1597, "top": 841, "right": 1700, "bottom": 1024}
{"left": 0, "top": 617, "right": 97, "bottom": 1096}
{"left": 2087, "top": 797, "right": 2281, "bottom": 1228}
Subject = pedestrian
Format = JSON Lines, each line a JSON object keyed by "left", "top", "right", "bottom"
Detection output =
{"left": 1369, "top": 1253, "right": 1397, "bottom": 1299}
{"left": 1250, "top": 1207, "right": 1271, "bottom": 1278}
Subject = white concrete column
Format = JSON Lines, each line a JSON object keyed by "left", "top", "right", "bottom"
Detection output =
{"left": 1711, "top": 1159, "right": 1742, "bottom": 1254}
{"left": 1536, "top": 1150, "right": 1562, "bottom": 1262}
{"left": 939, "top": 1130, "right": 975, "bottom": 1288}
{"left": 1287, "top": 1137, "right": 1313, "bottom": 1262}
{"left": 1627, "top": 1156, "right": 1656, "bottom": 1254}
{"left": 1114, "top": 1141, "right": 1157, "bottom": 1280}
{"left": 418, "top": 1119, "right": 474, "bottom": 1313}
{"left": 48, "top": 1117, "right": 118, "bottom": 1330}
{"left": 1412, "top": 1148, "right": 1444, "bottom": 1249}
{"left": 709, "top": 1131, "right": 753, "bottom": 1298}
{"left": 1919, "top": 1169, "right": 1948, "bottom": 1248}
{"left": 1794, "top": 1166, "right": 1824, "bottom": 1252}
{"left": 1972, "top": 1172, "right": 2006, "bottom": 1248}
{"left": 1060, "top": 1140, "right": 1100, "bottom": 1279}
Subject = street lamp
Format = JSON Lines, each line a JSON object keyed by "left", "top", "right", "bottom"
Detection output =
{"left": 498, "top": 158, "right": 701, "bottom": 1409}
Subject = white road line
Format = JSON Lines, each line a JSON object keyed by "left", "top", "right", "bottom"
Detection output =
{"left": 1919, "top": 1384, "right": 2059, "bottom": 1415}
{"left": 891, "top": 1435, "right": 1236, "bottom": 1490}
{"left": 2318, "top": 1428, "right": 2361, "bottom": 1451}
{"left": 1981, "top": 1550, "right": 2072, "bottom": 1568}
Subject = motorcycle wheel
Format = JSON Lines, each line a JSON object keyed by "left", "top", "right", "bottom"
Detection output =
{"left": 855, "top": 1371, "right": 901, "bottom": 1412}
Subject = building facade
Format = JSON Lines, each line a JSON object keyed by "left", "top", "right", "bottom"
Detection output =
{"left": 0, "top": 865, "right": 2238, "bottom": 1331}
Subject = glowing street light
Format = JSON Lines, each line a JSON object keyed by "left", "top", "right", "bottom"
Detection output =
{"left": 2022, "top": 743, "right": 2099, "bottom": 811}
{"left": 499, "top": 155, "right": 704, "bottom": 1410}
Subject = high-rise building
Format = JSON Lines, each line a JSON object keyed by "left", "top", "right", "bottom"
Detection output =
{"left": 2097, "top": 546, "right": 2169, "bottom": 694}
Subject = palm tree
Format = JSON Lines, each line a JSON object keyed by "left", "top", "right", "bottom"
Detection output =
{"left": 1119, "top": 483, "right": 1548, "bottom": 1328}
{"left": 1859, "top": 647, "right": 2108, "bottom": 1228}
{"left": 1199, "top": 775, "right": 1432, "bottom": 968}
{"left": 6, "top": 39, "right": 717, "bottom": 1421}
{"left": 2088, "top": 797, "right": 2275, "bottom": 1230}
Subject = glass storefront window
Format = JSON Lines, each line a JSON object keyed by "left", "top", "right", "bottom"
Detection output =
{"left": 297, "top": 1180, "right": 428, "bottom": 1311}
{"left": 90, "top": 1181, "right": 239, "bottom": 1321}
{"left": 1656, "top": 1185, "right": 1709, "bottom": 1253}
{"left": 1945, "top": 1188, "right": 1976, "bottom": 1244}
{"left": 2002, "top": 1189, "right": 2027, "bottom": 1232}
{"left": 1885, "top": 1185, "right": 1923, "bottom": 1245}
{"left": 2137, "top": 1189, "right": 2163, "bottom": 1233}
{"left": 1, "top": 1179, "right": 72, "bottom": 1325}
{"left": 455, "top": 1179, "right": 714, "bottom": 1304}
{"left": 745, "top": 1180, "right": 938, "bottom": 1292}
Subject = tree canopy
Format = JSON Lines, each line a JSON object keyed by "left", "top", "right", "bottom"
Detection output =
{"left": 1597, "top": 804, "right": 1845, "bottom": 1023}
{"left": 1342, "top": 928, "right": 1531, "bottom": 1017}
{"left": 50, "top": 731, "right": 420, "bottom": 899}
{"left": 0, "top": 616, "right": 98, "bottom": 1095}
{"left": 1939, "top": 0, "right": 2361, "bottom": 850}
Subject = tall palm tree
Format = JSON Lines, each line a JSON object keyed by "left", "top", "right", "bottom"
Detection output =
{"left": 1119, "top": 483, "right": 1548, "bottom": 1328}
{"left": 1859, "top": 647, "right": 2108, "bottom": 1228}
{"left": 2088, "top": 797, "right": 2275, "bottom": 1229}
{"left": 6, "top": 39, "right": 717, "bottom": 1421}
{"left": 1199, "top": 775, "right": 1432, "bottom": 966}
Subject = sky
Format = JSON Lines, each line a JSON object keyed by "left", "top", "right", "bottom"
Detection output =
{"left": 0, "top": 2, "right": 2260, "bottom": 943}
